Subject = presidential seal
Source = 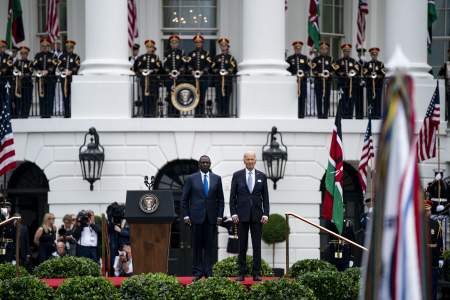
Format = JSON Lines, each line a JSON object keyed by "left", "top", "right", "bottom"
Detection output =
{"left": 139, "top": 194, "right": 159, "bottom": 214}
{"left": 171, "top": 83, "right": 200, "bottom": 112}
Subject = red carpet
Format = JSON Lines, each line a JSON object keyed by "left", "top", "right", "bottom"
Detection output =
{"left": 40, "top": 277, "right": 279, "bottom": 290}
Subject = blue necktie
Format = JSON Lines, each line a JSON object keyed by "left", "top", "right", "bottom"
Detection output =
{"left": 248, "top": 172, "right": 253, "bottom": 193}
{"left": 204, "top": 174, "right": 209, "bottom": 196}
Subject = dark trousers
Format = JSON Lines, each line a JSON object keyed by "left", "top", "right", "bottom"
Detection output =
{"left": 298, "top": 84, "right": 307, "bottom": 118}
{"left": 355, "top": 86, "right": 365, "bottom": 119}
{"left": 331, "top": 262, "right": 349, "bottom": 272}
{"left": 432, "top": 267, "right": 438, "bottom": 300}
{"left": 141, "top": 86, "right": 158, "bottom": 117}
{"left": 194, "top": 81, "right": 208, "bottom": 117}
{"left": 367, "top": 88, "right": 382, "bottom": 119}
{"left": 77, "top": 245, "right": 98, "bottom": 263}
{"left": 314, "top": 81, "right": 331, "bottom": 118}
{"left": 0, "top": 245, "right": 14, "bottom": 264}
{"left": 166, "top": 83, "right": 179, "bottom": 117}
{"left": 215, "top": 84, "right": 232, "bottom": 117}
{"left": 0, "top": 84, "right": 7, "bottom": 107}
{"left": 341, "top": 86, "right": 359, "bottom": 119}
{"left": 191, "top": 216, "right": 216, "bottom": 277}
{"left": 18, "top": 88, "right": 33, "bottom": 118}
{"left": 238, "top": 221, "right": 262, "bottom": 277}
{"left": 39, "top": 83, "right": 55, "bottom": 117}
{"left": 63, "top": 81, "right": 71, "bottom": 117}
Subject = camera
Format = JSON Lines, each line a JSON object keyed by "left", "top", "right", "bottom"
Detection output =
{"left": 58, "top": 228, "right": 66, "bottom": 236}
{"left": 106, "top": 202, "right": 125, "bottom": 226}
{"left": 116, "top": 250, "right": 128, "bottom": 261}
{"left": 77, "top": 210, "right": 91, "bottom": 226}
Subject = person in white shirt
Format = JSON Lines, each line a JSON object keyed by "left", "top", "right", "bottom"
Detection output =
{"left": 51, "top": 241, "right": 67, "bottom": 258}
{"left": 73, "top": 210, "right": 101, "bottom": 263}
{"left": 114, "top": 245, "right": 133, "bottom": 277}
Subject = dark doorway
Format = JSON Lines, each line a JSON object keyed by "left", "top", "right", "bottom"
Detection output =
{"left": 319, "top": 162, "right": 364, "bottom": 266}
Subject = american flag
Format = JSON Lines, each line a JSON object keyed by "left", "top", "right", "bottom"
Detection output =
{"left": 358, "top": 113, "right": 374, "bottom": 198}
{"left": 417, "top": 82, "right": 440, "bottom": 162}
{"left": 356, "top": 0, "right": 369, "bottom": 49}
{"left": 0, "top": 87, "right": 17, "bottom": 177}
{"left": 128, "top": 0, "right": 139, "bottom": 47}
{"left": 46, "top": 0, "right": 59, "bottom": 43}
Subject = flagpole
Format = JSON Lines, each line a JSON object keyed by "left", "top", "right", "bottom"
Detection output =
{"left": 360, "top": 12, "right": 365, "bottom": 79}
{"left": 9, "top": 9, "right": 13, "bottom": 52}
{"left": 438, "top": 124, "right": 441, "bottom": 206}
{"left": 370, "top": 157, "right": 373, "bottom": 207}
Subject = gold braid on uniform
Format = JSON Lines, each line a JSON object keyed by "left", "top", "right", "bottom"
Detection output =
{"left": 438, "top": 220, "right": 444, "bottom": 258}
{"left": 15, "top": 62, "right": 22, "bottom": 98}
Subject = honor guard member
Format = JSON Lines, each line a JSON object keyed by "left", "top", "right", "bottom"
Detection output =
{"left": 57, "top": 40, "right": 80, "bottom": 118}
{"left": 10, "top": 46, "right": 19, "bottom": 65}
{"left": 334, "top": 44, "right": 360, "bottom": 119}
{"left": 427, "top": 168, "right": 449, "bottom": 213}
{"left": 134, "top": 40, "right": 161, "bottom": 117}
{"left": 219, "top": 214, "right": 239, "bottom": 257}
{"left": 359, "top": 198, "right": 372, "bottom": 247}
{"left": 0, "top": 200, "right": 15, "bottom": 264}
{"left": 211, "top": 38, "right": 236, "bottom": 117}
{"left": 324, "top": 203, "right": 355, "bottom": 272}
{"left": 363, "top": 48, "right": 385, "bottom": 119}
{"left": 356, "top": 48, "right": 367, "bottom": 119}
{"left": 34, "top": 38, "right": 58, "bottom": 118}
{"left": 129, "top": 43, "right": 140, "bottom": 69}
{"left": 286, "top": 41, "right": 310, "bottom": 118}
{"left": 0, "top": 40, "right": 13, "bottom": 107}
{"left": 424, "top": 200, "right": 444, "bottom": 300}
{"left": 164, "top": 35, "right": 186, "bottom": 117}
{"left": 187, "top": 35, "right": 211, "bottom": 117}
{"left": 312, "top": 42, "right": 335, "bottom": 118}
{"left": 13, "top": 47, "right": 34, "bottom": 118}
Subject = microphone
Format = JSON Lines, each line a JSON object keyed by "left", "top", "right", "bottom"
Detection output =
{"left": 144, "top": 176, "right": 148, "bottom": 182}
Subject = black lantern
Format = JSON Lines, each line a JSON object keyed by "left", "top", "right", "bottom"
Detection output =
{"left": 79, "top": 127, "right": 105, "bottom": 191}
{"left": 262, "top": 127, "right": 288, "bottom": 190}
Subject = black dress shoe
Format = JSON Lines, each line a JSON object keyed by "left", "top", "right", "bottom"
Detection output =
{"left": 236, "top": 275, "right": 245, "bottom": 281}
{"left": 192, "top": 276, "right": 202, "bottom": 282}
{"left": 253, "top": 275, "right": 262, "bottom": 281}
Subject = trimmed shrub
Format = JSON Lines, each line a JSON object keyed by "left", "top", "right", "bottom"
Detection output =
{"left": 182, "top": 276, "right": 248, "bottom": 300}
{"left": 213, "top": 255, "right": 274, "bottom": 277}
{"left": 297, "top": 270, "right": 357, "bottom": 300}
{"left": 33, "top": 256, "right": 102, "bottom": 278}
{"left": 119, "top": 273, "right": 184, "bottom": 300}
{"left": 0, "top": 276, "right": 55, "bottom": 299}
{"left": 343, "top": 267, "right": 362, "bottom": 299}
{"left": 94, "top": 215, "right": 102, "bottom": 225}
{"left": 248, "top": 277, "right": 316, "bottom": 300}
{"left": 0, "top": 262, "right": 30, "bottom": 280}
{"left": 261, "top": 213, "right": 290, "bottom": 268}
{"left": 289, "top": 259, "right": 337, "bottom": 279}
{"left": 54, "top": 275, "right": 119, "bottom": 300}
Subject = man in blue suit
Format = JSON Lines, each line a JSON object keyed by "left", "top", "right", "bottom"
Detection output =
{"left": 181, "top": 155, "right": 225, "bottom": 281}
{"left": 230, "top": 151, "right": 270, "bottom": 281}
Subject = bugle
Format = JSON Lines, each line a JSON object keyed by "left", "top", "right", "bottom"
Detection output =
{"left": 371, "top": 72, "right": 377, "bottom": 99}
{"left": 297, "top": 70, "right": 304, "bottom": 78}
{"left": 142, "top": 69, "right": 151, "bottom": 76}
{"left": 171, "top": 69, "right": 179, "bottom": 78}
{"left": 219, "top": 69, "right": 227, "bottom": 76}
{"left": 61, "top": 71, "right": 68, "bottom": 78}
{"left": 219, "top": 69, "right": 227, "bottom": 96}
{"left": 349, "top": 70, "right": 356, "bottom": 98}
{"left": 322, "top": 70, "right": 329, "bottom": 98}
{"left": 194, "top": 70, "right": 202, "bottom": 78}
{"left": 36, "top": 70, "right": 44, "bottom": 78}
{"left": 13, "top": 69, "right": 21, "bottom": 76}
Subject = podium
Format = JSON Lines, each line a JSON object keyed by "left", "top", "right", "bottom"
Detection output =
{"left": 125, "top": 190, "right": 175, "bottom": 275}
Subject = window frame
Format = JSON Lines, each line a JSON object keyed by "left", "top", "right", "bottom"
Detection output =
{"left": 36, "top": 0, "right": 68, "bottom": 50}
{"left": 427, "top": 1, "right": 450, "bottom": 78}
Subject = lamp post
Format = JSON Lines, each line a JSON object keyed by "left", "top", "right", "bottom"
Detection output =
{"left": 262, "top": 127, "right": 288, "bottom": 190}
{"left": 79, "top": 127, "right": 105, "bottom": 191}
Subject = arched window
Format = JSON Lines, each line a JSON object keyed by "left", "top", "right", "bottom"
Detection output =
{"left": 154, "top": 159, "right": 199, "bottom": 190}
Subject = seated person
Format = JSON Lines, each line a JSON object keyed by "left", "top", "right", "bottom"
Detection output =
{"left": 114, "top": 245, "right": 133, "bottom": 277}
{"left": 52, "top": 241, "right": 67, "bottom": 258}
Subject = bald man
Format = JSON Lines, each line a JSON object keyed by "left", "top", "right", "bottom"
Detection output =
{"left": 230, "top": 151, "right": 270, "bottom": 281}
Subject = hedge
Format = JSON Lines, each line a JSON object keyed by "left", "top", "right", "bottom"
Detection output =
{"left": 248, "top": 277, "right": 316, "bottom": 300}
{"left": 0, "top": 262, "right": 30, "bottom": 280}
{"left": 0, "top": 276, "right": 55, "bottom": 299}
{"left": 297, "top": 270, "right": 358, "bottom": 300}
{"left": 289, "top": 259, "right": 337, "bottom": 279}
{"left": 119, "top": 273, "right": 184, "bottom": 300}
{"left": 212, "top": 255, "right": 274, "bottom": 277}
{"left": 33, "top": 256, "right": 102, "bottom": 279}
{"left": 54, "top": 275, "right": 119, "bottom": 300}
{"left": 182, "top": 276, "right": 248, "bottom": 300}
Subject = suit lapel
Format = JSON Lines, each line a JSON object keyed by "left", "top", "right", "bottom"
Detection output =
{"left": 241, "top": 169, "right": 250, "bottom": 194}
{"left": 252, "top": 170, "right": 260, "bottom": 194}
{"left": 197, "top": 171, "right": 206, "bottom": 197}
{"left": 206, "top": 173, "right": 213, "bottom": 198}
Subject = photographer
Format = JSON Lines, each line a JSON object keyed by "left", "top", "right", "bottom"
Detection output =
{"left": 113, "top": 245, "right": 133, "bottom": 277}
{"left": 57, "top": 214, "right": 76, "bottom": 257}
{"left": 73, "top": 210, "right": 101, "bottom": 263}
{"left": 106, "top": 202, "right": 130, "bottom": 270}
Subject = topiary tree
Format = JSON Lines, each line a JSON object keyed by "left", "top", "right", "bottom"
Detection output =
{"left": 212, "top": 254, "right": 274, "bottom": 277}
{"left": 94, "top": 215, "right": 102, "bottom": 225}
{"left": 297, "top": 270, "right": 358, "bottom": 300}
{"left": 119, "top": 273, "right": 184, "bottom": 300}
{"left": 289, "top": 259, "right": 337, "bottom": 279}
{"left": 248, "top": 277, "right": 317, "bottom": 300}
{"left": 343, "top": 267, "right": 362, "bottom": 299}
{"left": 54, "top": 276, "right": 119, "bottom": 300}
{"left": 33, "top": 256, "right": 102, "bottom": 278}
{"left": 261, "top": 213, "right": 289, "bottom": 268}
{"left": 0, "top": 276, "right": 55, "bottom": 299}
{"left": 0, "top": 262, "right": 30, "bottom": 280}
{"left": 182, "top": 276, "right": 247, "bottom": 300}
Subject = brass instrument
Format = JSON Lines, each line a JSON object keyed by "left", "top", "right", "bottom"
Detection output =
{"left": 219, "top": 69, "right": 227, "bottom": 96}
{"left": 60, "top": 71, "right": 68, "bottom": 78}
{"left": 297, "top": 70, "right": 304, "bottom": 77}
{"left": 171, "top": 69, "right": 179, "bottom": 78}
{"left": 36, "top": 70, "right": 44, "bottom": 77}
{"left": 297, "top": 70, "right": 304, "bottom": 97}
{"left": 194, "top": 70, "right": 202, "bottom": 78}
{"left": 13, "top": 69, "right": 21, "bottom": 76}
{"left": 219, "top": 69, "right": 227, "bottom": 76}
{"left": 349, "top": 69, "right": 356, "bottom": 98}
{"left": 14, "top": 68, "right": 22, "bottom": 98}
{"left": 142, "top": 69, "right": 151, "bottom": 76}
{"left": 194, "top": 70, "right": 201, "bottom": 97}
{"left": 371, "top": 72, "right": 377, "bottom": 99}
{"left": 322, "top": 70, "right": 329, "bottom": 98}
{"left": 370, "top": 71, "right": 377, "bottom": 79}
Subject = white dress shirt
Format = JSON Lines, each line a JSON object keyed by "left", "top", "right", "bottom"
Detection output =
{"left": 114, "top": 256, "right": 133, "bottom": 277}
{"left": 77, "top": 226, "right": 98, "bottom": 247}
{"left": 185, "top": 171, "right": 221, "bottom": 220}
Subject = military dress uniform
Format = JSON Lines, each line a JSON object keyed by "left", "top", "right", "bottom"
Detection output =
{"left": 33, "top": 38, "right": 58, "bottom": 117}
{"left": 312, "top": 42, "right": 335, "bottom": 118}
{"left": 129, "top": 43, "right": 140, "bottom": 72}
{"left": 164, "top": 35, "right": 186, "bottom": 117}
{"left": 134, "top": 40, "right": 161, "bottom": 117}
{"left": 427, "top": 168, "right": 449, "bottom": 213}
{"left": 355, "top": 48, "right": 367, "bottom": 119}
{"left": 324, "top": 218, "right": 355, "bottom": 272}
{"left": 219, "top": 217, "right": 239, "bottom": 256}
{"left": 363, "top": 48, "right": 385, "bottom": 119}
{"left": 211, "top": 38, "right": 236, "bottom": 117}
{"left": 187, "top": 35, "right": 211, "bottom": 116}
{"left": 0, "top": 202, "right": 15, "bottom": 264}
{"left": 286, "top": 41, "right": 310, "bottom": 118}
{"left": 13, "top": 47, "right": 34, "bottom": 118}
{"left": 57, "top": 40, "right": 80, "bottom": 118}
{"left": 0, "top": 40, "right": 13, "bottom": 108}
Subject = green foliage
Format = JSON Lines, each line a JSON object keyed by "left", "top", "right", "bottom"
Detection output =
{"left": 94, "top": 215, "right": 102, "bottom": 225}
{"left": 119, "top": 273, "right": 184, "bottom": 300}
{"left": 248, "top": 277, "right": 317, "bottom": 300}
{"left": 0, "top": 262, "right": 30, "bottom": 280}
{"left": 54, "top": 276, "right": 119, "bottom": 300}
{"left": 213, "top": 255, "right": 274, "bottom": 277}
{"left": 261, "top": 213, "right": 289, "bottom": 245}
{"left": 33, "top": 256, "right": 102, "bottom": 279}
{"left": 0, "top": 276, "right": 55, "bottom": 299}
{"left": 297, "top": 270, "right": 359, "bottom": 300}
{"left": 289, "top": 259, "right": 337, "bottom": 279}
{"left": 343, "top": 267, "right": 362, "bottom": 299}
{"left": 182, "top": 276, "right": 248, "bottom": 300}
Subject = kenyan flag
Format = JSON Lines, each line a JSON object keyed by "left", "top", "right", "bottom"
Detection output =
{"left": 322, "top": 101, "right": 344, "bottom": 234}
{"left": 6, "top": 0, "right": 25, "bottom": 46}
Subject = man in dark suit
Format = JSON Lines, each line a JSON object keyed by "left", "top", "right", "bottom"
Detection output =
{"left": 181, "top": 155, "right": 224, "bottom": 281}
{"left": 12, "top": 213, "right": 31, "bottom": 269}
{"left": 230, "top": 151, "right": 270, "bottom": 281}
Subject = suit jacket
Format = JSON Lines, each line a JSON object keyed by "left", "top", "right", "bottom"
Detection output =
{"left": 13, "top": 224, "right": 31, "bottom": 261}
{"left": 230, "top": 169, "right": 270, "bottom": 223}
{"left": 181, "top": 171, "right": 225, "bottom": 225}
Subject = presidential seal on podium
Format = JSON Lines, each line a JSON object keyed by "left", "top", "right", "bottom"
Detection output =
{"left": 139, "top": 194, "right": 159, "bottom": 213}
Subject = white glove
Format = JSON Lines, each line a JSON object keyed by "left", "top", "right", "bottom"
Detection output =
{"left": 349, "top": 261, "right": 353, "bottom": 268}
{"left": 369, "top": 207, "right": 373, "bottom": 213}
{"left": 12, "top": 260, "right": 16, "bottom": 265}
{"left": 439, "top": 260, "right": 444, "bottom": 268}
{"left": 436, "top": 173, "right": 442, "bottom": 181}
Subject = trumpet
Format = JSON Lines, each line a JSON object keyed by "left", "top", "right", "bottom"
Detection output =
{"left": 171, "top": 69, "right": 179, "bottom": 78}
{"left": 322, "top": 70, "right": 330, "bottom": 78}
{"left": 371, "top": 72, "right": 377, "bottom": 79}
{"left": 219, "top": 69, "right": 227, "bottom": 76}
{"left": 13, "top": 69, "right": 21, "bottom": 76}
{"left": 61, "top": 71, "right": 68, "bottom": 78}
{"left": 349, "top": 70, "right": 357, "bottom": 98}
{"left": 36, "top": 70, "right": 44, "bottom": 78}
{"left": 142, "top": 69, "right": 151, "bottom": 76}
{"left": 371, "top": 72, "right": 377, "bottom": 100}
{"left": 349, "top": 70, "right": 357, "bottom": 77}
{"left": 194, "top": 70, "right": 202, "bottom": 78}
{"left": 297, "top": 70, "right": 304, "bottom": 77}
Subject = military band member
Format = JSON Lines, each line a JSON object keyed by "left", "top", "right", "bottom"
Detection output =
{"left": 13, "top": 47, "right": 34, "bottom": 118}
{"left": 187, "top": 35, "right": 211, "bottom": 117}
{"left": 424, "top": 200, "right": 444, "bottom": 300}
{"left": 34, "top": 38, "right": 58, "bottom": 118}
{"left": 211, "top": 38, "right": 236, "bottom": 117}
{"left": 0, "top": 40, "right": 13, "bottom": 107}
{"left": 10, "top": 46, "right": 18, "bottom": 65}
{"left": 356, "top": 48, "right": 367, "bottom": 119}
{"left": 427, "top": 168, "right": 449, "bottom": 213}
{"left": 134, "top": 40, "right": 161, "bottom": 117}
{"left": 363, "top": 48, "right": 385, "bottom": 119}
{"left": 219, "top": 214, "right": 239, "bottom": 257}
{"left": 334, "top": 44, "right": 360, "bottom": 119}
{"left": 0, "top": 201, "right": 15, "bottom": 264}
{"left": 57, "top": 40, "right": 80, "bottom": 118}
{"left": 164, "top": 35, "right": 186, "bottom": 117}
{"left": 287, "top": 41, "right": 310, "bottom": 118}
{"left": 129, "top": 43, "right": 140, "bottom": 67}
{"left": 312, "top": 42, "right": 335, "bottom": 119}
{"left": 359, "top": 198, "right": 372, "bottom": 247}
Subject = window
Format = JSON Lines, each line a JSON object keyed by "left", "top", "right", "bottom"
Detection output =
{"left": 162, "top": 0, "right": 218, "bottom": 55}
{"left": 427, "top": 0, "right": 450, "bottom": 78}
{"left": 37, "top": 0, "right": 68, "bottom": 51}
{"left": 320, "top": 0, "right": 344, "bottom": 60}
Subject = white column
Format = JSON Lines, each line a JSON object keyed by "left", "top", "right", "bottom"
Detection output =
{"left": 237, "top": 0, "right": 297, "bottom": 119}
{"left": 385, "top": 0, "right": 432, "bottom": 78}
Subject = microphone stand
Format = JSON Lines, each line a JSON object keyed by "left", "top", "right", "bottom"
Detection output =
{"left": 144, "top": 176, "right": 155, "bottom": 191}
